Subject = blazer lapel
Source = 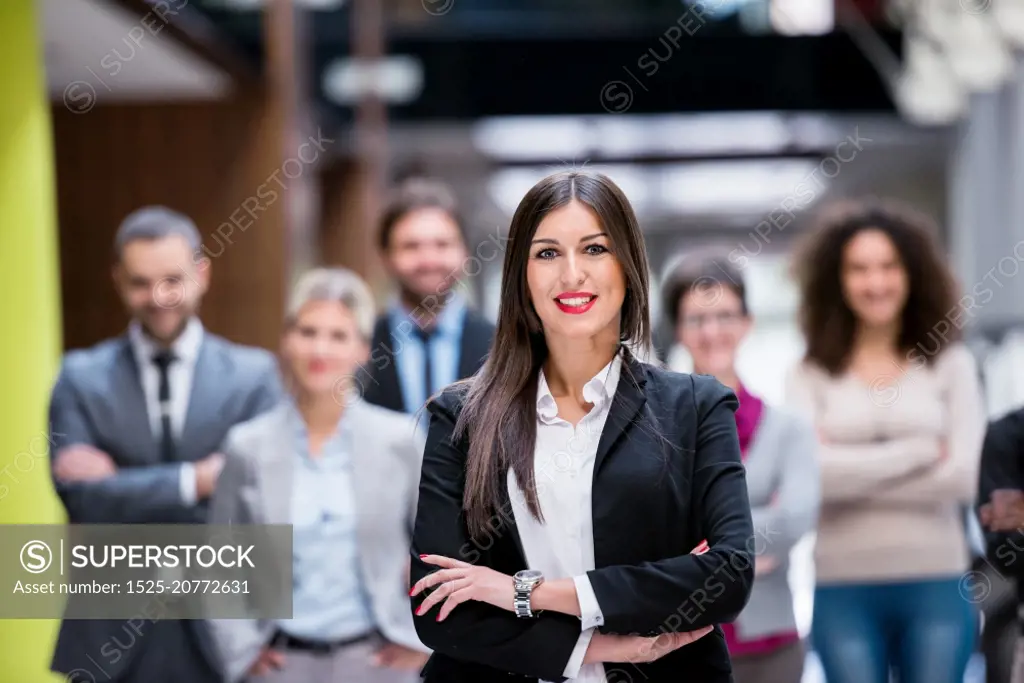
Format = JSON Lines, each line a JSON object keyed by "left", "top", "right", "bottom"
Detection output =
{"left": 495, "top": 472, "right": 528, "bottom": 564}
{"left": 256, "top": 408, "right": 294, "bottom": 525}
{"left": 346, "top": 403, "right": 374, "bottom": 544}
{"left": 113, "top": 338, "right": 161, "bottom": 463}
{"left": 366, "top": 316, "right": 405, "bottom": 412}
{"left": 182, "top": 338, "right": 230, "bottom": 455}
{"left": 457, "top": 310, "right": 492, "bottom": 379}
{"left": 593, "top": 355, "right": 648, "bottom": 476}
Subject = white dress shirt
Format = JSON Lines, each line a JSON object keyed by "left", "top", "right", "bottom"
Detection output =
{"left": 507, "top": 352, "right": 622, "bottom": 683}
{"left": 128, "top": 317, "right": 204, "bottom": 505}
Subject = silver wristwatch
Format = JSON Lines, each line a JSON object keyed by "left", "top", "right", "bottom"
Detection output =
{"left": 513, "top": 569, "right": 545, "bottom": 618}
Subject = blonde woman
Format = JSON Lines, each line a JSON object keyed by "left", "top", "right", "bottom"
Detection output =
{"left": 209, "top": 268, "right": 429, "bottom": 683}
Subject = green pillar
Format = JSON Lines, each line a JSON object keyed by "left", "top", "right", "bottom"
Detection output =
{"left": 0, "top": 1, "right": 65, "bottom": 681}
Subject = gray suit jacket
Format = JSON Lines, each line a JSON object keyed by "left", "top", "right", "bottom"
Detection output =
{"left": 208, "top": 399, "right": 428, "bottom": 683}
{"left": 48, "top": 331, "right": 281, "bottom": 679}
{"left": 735, "top": 406, "right": 820, "bottom": 640}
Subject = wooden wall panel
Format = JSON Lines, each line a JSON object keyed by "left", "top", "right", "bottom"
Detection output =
{"left": 51, "top": 91, "right": 301, "bottom": 352}
{"left": 319, "top": 159, "right": 388, "bottom": 304}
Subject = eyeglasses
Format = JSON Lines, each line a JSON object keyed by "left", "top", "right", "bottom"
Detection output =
{"left": 678, "top": 311, "right": 745, "bottom": 330}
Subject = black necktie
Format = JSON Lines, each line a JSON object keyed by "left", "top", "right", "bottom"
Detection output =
{"left": 414, "top": 326, "right": 436, "bottom": 402}
{"left": 152, "top": 350, "right": 177, "bottom": 462}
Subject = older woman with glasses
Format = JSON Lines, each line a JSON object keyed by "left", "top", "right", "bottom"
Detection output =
{"left": 664, "top": 252, "right": 820, "bottom": 683}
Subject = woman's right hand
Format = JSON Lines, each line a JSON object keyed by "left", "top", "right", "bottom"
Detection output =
{"left": 583, "top": 626, "right": 715, "bottom": 664}
{"left": 247, "top": 647, "right": 285, "bottom": 677}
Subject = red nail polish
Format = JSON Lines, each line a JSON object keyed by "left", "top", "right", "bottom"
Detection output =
{"left": 419, "top": 554, "right": 427, "bottom": 558}
{"left": 435, "top": 614, "right": 441, "bottom": 622}
{"left": 408, "top": 588, "right": 415, "bottom": 596}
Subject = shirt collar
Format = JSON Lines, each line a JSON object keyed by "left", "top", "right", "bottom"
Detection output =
{"left": 282, "top": 398, "right": 353, "bottom": 460}
{"left": 128, "top": 317, "right": 204, "bottom": 367}
{"left": 535, "top": 350, "right": 623, "bottom": 424}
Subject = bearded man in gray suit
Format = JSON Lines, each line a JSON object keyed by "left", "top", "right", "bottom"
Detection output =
{"left": 48, "top": 206, "right": 282, "bottom": 683}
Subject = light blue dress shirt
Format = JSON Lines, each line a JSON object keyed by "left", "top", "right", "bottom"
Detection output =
{"left": 276, "top": 401, "right": 375, "bottom": 641}
{"left": 388, "top": 294, "right": 467, "bottom": 416}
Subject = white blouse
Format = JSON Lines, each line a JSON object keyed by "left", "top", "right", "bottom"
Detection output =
{"left": 507, "top": 353, "right": 622, "bottom": 683}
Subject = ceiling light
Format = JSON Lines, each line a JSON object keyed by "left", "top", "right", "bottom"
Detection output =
{"left": 893, "top": 35, "right": 966, "bottom": 126}
{"left": 940, "top": 13, "right": 1014, "bottom": 92}
{"left": 472, "top": 118, "right": 591, "bottom": 162}
{"left": 993, "top": 0, "right": 1024, "bottom": 49}
{"left": 658, "top": 159, "right": 823, "bottom": 214}
{"left": 770, "top": 0, "right": 835, "bottom": 35}
{"left": 473, "top": 113, "right": 802, "bottom": 161}
{"left": 322, "top": 55, "right": 423, "bottom": 105}
{"left": 486, "top": 165, "right": 654, "bottom": 217}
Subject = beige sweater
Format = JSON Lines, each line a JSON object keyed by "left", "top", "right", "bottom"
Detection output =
{"left": 786, "top": 343, "right": 986, "bottom": 584}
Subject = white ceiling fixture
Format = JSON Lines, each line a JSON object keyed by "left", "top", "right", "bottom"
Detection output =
{"left": 487, "top": 159, "right": 825, "bottom": 219}
{"left": 472, "top": 117, "right": 593, "bottom": 162}
{"left": 322, "top": 55, "right": 424, "bottom": 105}
{"left": 993, "top": 0, "right": 1024, "bottom": 48}
{"left": 841, "top": 0, "right": 1017, "bottom": 124}
{"left": 770, "top": 0, "right": 835, "bottom": 35}
{"left": 591, "top": 113, "right": 795, "bottom": 157}
{"left": 658, "top": 159, "right": 823, "bottom": 214}
{"left": 486, "top": 164, "right": 654, "bottom": 217}
{"left": 939, "top": 8, "right": 1014, "bottom": 92}
{"left": 471, "top": 112, "right": 893, "bottom": 162}
{"left": 894, "top": 34, "right": 967, "bottom": 126}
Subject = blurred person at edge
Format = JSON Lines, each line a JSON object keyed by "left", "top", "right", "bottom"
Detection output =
{"left": 48, "top": 207, "right": 282, "bottom": 683}
{"left": 209, "top": 267, "right": 429, "bottom": 683}
{"left": 786, "top": 199, "right": 986, "bottom": 683}
{"left": 361, "top": 178, "right": 495, "bottom": 417}
{"left": 977, "top": 403, "right": 1024, "bottom": 683}
{"left": 407, "top": 170, "right": 755, "bottom": 683}
{"left": 664, "top": 252, "right": 820, "bottom": 683}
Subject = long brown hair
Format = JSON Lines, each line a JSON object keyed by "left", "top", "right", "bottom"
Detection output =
{"left": 451, "top": 170, "right": 652, "bottom": 540}
{"left": 793, "top": 198, "right": 960, "bottom": 374}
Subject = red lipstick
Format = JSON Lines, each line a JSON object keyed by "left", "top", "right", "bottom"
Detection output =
{"left": 554, "top": 291, "right": 598, "bottom": 315}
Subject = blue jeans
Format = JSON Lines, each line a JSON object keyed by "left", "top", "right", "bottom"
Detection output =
{"left": 812, "top": 578, "right": 977, "bottom": 683}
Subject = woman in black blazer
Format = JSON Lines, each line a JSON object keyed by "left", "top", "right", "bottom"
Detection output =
{"left": 408, "top": 170, "right": 755, "bottom": 683}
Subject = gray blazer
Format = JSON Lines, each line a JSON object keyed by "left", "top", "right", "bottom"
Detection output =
{"left": 48, "top": 331, "right": 281, "bottom": 680}
{"left": 208, "top": 399, "right": 428, "bottom": 683}
{"left": 735, "top": 405, "right": 820, "bottom": 640}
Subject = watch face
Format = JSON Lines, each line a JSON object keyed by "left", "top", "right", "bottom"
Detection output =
{"left": 515, "top": 569, "right": 544, "bottom": 584}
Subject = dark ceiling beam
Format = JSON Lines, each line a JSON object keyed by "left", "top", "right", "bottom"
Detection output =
{"left": 108, "top": 0, "right": 262, "bottom": 88}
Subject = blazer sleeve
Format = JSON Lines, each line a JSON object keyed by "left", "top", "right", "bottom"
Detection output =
{"left": 206, "top": 430, "right": 266, "bottom": 683}
{"left": 49, "top": 360, "right": 197, "bottom": 524}
{"left": 977, "top": 409, "right": 1024, "bottom": 579}
{"left": 409, "top": 392, "right": 583, "bottom": 682}
{"left": 585, "top": 377, "right": 755, "bottom": 635}
{"left": 405, "top": 423, "right": 428, "bottom": 537}
{"left": 207, "top": 430, "right": 254, "bottom": 526}
{"left": 750, "top": 414, "right": 820, "bottom": 560}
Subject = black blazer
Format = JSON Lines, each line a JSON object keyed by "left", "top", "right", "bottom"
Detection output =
{"left": 361, "top": 308, "right": 495, "bottom": 413}
{"left": 977, "top": 407, "right": 1024, "bottom": 583}
{"left": 409, "top": 353, "right": 755, "bottom": 683}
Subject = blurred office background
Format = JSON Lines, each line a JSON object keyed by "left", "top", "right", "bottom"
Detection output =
{"left": 4, "top": 0, "right": 1024, "bottom": 680}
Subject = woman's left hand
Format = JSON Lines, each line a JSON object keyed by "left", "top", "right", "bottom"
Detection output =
{"left": 410, "top": 555, "right": 515, "bottom": 621}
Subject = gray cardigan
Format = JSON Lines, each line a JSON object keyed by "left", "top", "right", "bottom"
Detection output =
{"left": 733, "top": 405, "right": 820, "bottom": 640}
